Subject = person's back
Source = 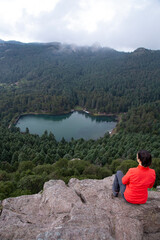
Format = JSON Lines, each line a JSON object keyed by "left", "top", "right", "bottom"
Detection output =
{"left": 122, "top": 165, "right": 155, "bottom": 204}
{"left": 112, "top": 150, "right": 156, "bottom": 204}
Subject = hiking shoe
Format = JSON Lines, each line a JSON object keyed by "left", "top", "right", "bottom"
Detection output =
{"left": 111, "top": 192, "right": 118, "bottom": 198}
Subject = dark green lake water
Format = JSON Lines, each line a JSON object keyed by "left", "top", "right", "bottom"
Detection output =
{"left": 16, "top": 111, "right": 117, "bottom": 141}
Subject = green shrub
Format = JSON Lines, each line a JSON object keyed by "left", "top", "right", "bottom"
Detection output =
{"left": 151, "top": 158, "right": 160, "bottom": 186}
{"left": 33, "top": 164, "right": 55, "bottom": 175}
{"left": 97, "top": 167, "right": 112, "bottom": 179}
{"left": 116, "top": 160, "right": 137, "bottom": 174}
{"left": 18, "top": 175, "right": 46, "bottom": 194}
{"left": 0, "top": 170, "right": 10, "bottom": 181}
{"left": 110, "top": 159, "right": 122, "bottom": 173}
{"left": 18, "top": 161, "right": 35, "bottom": 172}
{"left": 0, "top": 181, "right": 16, "bottom": 200}
{"left": 68, "top": 160, "right": 89, "bottom": 175}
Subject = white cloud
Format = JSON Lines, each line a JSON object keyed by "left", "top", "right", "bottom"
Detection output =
{"left": 0, "top": 0, "right": 60, "bottom": 20}
{"left": 64, "top": 0, "right": 116, "bottom": 33}
{"left": 0, "top": 0, "right": 160, "bottom": 50}
{"left": 0, "top": 0, "right": 61, "bottom": 41}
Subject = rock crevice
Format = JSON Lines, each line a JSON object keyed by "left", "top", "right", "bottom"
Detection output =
{"left": 74, "top": 190, "right": 87, "bottom": 204}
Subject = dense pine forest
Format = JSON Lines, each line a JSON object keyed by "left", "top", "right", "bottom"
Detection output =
{"left": 0, "top": 41, "right": 160, "bottom": 200}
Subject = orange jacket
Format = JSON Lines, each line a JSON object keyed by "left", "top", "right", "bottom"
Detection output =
{"left": 122, "top": 165, "right": 156, "bottom": 204}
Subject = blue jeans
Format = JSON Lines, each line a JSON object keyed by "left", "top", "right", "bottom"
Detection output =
{"left": 112, "top": 170, "right": 126, "bottom": 200}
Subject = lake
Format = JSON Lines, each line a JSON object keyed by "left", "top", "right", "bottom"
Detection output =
{"left": 16, "top": 111, "right": 117, "bottom": 141}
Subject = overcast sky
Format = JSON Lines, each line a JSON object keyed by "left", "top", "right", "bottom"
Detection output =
{"left": 0, "top": 0, "right": 160, "bottom": 51}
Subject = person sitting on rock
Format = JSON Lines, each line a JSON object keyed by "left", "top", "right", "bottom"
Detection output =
{"left": 112, "top": 150, "right": 156, "bottom": 204}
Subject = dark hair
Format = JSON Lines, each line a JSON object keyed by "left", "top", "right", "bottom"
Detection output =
{"left": 137, "top": 150, "right": 152, "bottom": 167}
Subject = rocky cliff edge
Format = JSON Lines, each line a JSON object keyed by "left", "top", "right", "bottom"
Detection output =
{"left": 0, "top": 175, "right": 160, "bottom": 240}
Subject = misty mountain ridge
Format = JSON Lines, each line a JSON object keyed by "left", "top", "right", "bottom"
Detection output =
{"left": 0, "top": 39, "right": 117, "bottom": 53}
{"left": 0, "top": 39, "right": 157, "bottom": 53}
{"left": 0, "top": 38, "right": 160, "bottom": 118}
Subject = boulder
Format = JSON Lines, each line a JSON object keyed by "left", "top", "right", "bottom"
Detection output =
{"left": 156, "top": 186, "right": 160, "bottom": 191}
{"left": 0, "top": 176, "right": 160, "bottom": 240}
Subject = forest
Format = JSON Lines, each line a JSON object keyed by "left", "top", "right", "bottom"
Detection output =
{"left": 0, "top": 41, "right": 160, "bottom": 199}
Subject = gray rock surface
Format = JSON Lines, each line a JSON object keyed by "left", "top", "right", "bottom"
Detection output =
{"left": 0, "top": 176, "right": 160, "bottom": 240}
{"left": 156, "top": 185, "right": 160, "bottom": 191}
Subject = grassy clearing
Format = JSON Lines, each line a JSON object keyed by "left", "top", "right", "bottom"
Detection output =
{"left": 74, "top": 106, "right": 84, "bottom": 111}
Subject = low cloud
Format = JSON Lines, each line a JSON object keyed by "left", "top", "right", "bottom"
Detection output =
{"left": 0, "top": 0, "right": 160, "bottom": 51}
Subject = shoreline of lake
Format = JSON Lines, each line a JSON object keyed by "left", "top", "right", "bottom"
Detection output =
{"left": 13, "top": 109, "right": 119, "bottom": 126}
{"left": 14, "top": 111, "right": 118, "bottom": 141}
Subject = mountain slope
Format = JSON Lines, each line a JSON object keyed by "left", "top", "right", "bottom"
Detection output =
{"left": 0, "top": 41, "right": 160, "bottom": 123}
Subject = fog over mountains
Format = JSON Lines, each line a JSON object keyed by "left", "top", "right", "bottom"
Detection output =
{"left": 0, "top": 39, "right": 160, "bottom": 116}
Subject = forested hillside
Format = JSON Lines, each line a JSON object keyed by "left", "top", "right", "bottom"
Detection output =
{"left": 0, "top": 41, "right": 160, "bottom": 199}
{"left": 1, "top": 42, "right": 160, "bottom": 125}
